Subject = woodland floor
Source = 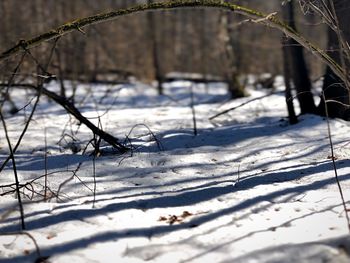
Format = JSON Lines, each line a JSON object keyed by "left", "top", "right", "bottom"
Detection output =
{"left": 0, "top": 77, "right": 350, "bottom": 262}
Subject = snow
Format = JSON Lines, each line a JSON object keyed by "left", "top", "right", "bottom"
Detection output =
{"left": 0, "top": 79, "right": 350, "bottom": 263}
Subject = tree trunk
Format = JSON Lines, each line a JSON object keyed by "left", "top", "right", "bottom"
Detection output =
{"left": 200, "top": 9, "right": 209, "bottom": 92}
{"left": 282, "top": 0, "right": 316, "bottom": 114}
{"left": 282, "top": 35, "right": 298, "bottom": 124}
{"left": 317, "top": 0, "right": 350, "bottom": 120}
{"left": 147, "top": 0, "right": 163, "bottom": 95}
{"left": 219, "top": 10, "right": 245, "bottom": 99}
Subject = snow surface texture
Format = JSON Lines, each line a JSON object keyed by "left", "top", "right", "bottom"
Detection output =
{"left": 0, "top": 79, "right": 350, "bottom": 262}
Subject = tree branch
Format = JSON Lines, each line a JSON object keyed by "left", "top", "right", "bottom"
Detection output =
{"left": 0, "top": 83, "right": 128, "bottom": 153}
{"left": 209, "top": 91, "right": 283, "bottom": 120}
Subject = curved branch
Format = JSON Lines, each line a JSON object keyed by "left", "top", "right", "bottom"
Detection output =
{"left": 0, "top": 0, "right": 346, "bottom": 83}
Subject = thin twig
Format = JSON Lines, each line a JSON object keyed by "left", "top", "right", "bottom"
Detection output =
{"left": 92, "top": 155, "right": 97, "bottom": 208}
{"left": 209, "top": 91, "right": 283, "bottom": 120}
{"left": 0, "top": 110, "right": 25, "bottom": 230}
{"left": 0, "top": 40, "right": 59, "bottom": 173}
{"left": 323, "top": 92, "right": 350, "bottom": 233}
{"left": 125, "top": 123, "right": 164, "bottom": 151}
{"left": 1, "top": 170, "right": 72, "bottom": 196}
{"left": 44, "top": 127, "right": 48, "bottom": 201}
{"left": 234, "top": 164, "right": 241, "bottom": 187}
{"left": 0, "top": 53, "right": 26, "bottom": 108}
{"left": 190, "top": 84, "right": 198, "bottom": 136}
{"left": 0, "top": 232, "right": 42, "bottom": 258}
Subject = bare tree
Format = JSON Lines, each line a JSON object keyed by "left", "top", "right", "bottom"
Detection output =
{"left": 219, "top": 8, "right": 245, "bottom": 99}
{"left": 282, "top": 0, "right": 316, "bottom": 114}
{"left": 147, "top": 0, "right": 163, "bottom": 94}
{"left": 317, "top": 0, "right": 350, "bottom": 119}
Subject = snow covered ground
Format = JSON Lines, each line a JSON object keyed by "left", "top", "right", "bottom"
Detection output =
{"left": 0, "top": 78, "right": 350, "bottom": 262}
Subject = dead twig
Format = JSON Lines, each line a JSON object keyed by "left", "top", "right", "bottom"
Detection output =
{"left": 0, "top": 232, "right": 47, "bottom": 261}
{"left": 0, "top": 40, "right": 58, "bottom": 173}
{"left": 190, "top": 84, "right": 198, "bottom": 136}
{"left": 323, "top": 92, "right": 350, "bottom": 233}
{"left": 209, "top": 91, "right": 283, "bottom": 120}
{"left": 0, "top": 110, "right": 25, "bottom": 229}
{"left": 125, "top": 123, "right": 163, "bottom": 151}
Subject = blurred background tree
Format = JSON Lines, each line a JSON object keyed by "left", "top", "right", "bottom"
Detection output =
{"left": 0, "top": 0, "right": 327, "bottom": 88}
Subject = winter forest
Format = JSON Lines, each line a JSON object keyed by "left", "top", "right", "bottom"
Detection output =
{"left": 0, "top": 0, "right": 350, "bottom": 262}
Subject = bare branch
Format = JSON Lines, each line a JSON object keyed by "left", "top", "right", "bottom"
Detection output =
{"left": 0, "top": 83, "right": 128, "bottom": 153}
